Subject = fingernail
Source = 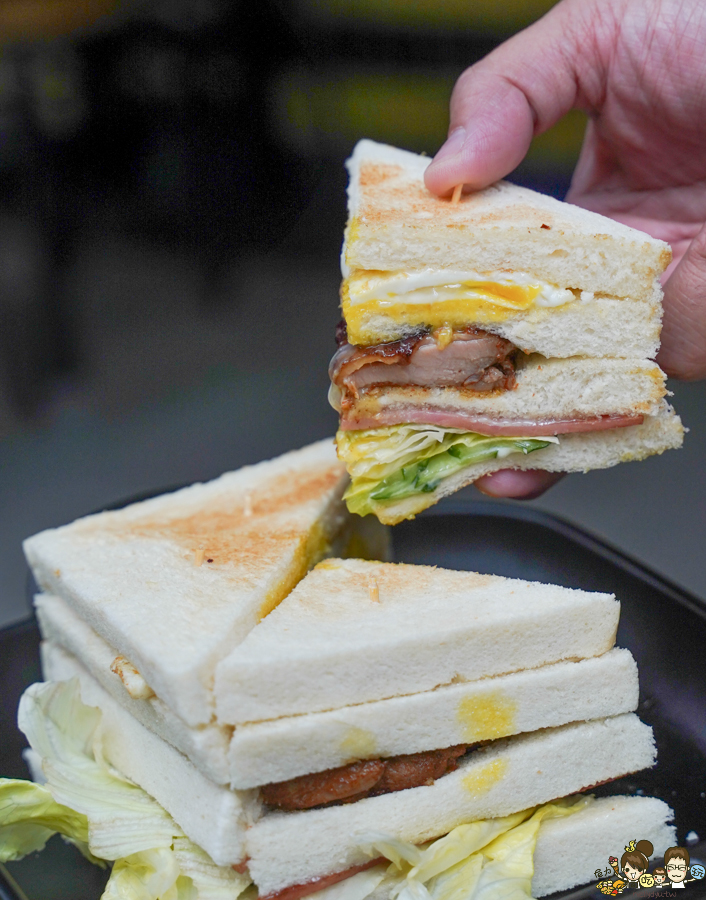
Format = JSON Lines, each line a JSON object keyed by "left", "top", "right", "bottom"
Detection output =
{"left": 432, "top": 126, "right": 466, "bottom": 164}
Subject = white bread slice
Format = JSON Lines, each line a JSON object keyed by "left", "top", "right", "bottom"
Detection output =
{"left": 368, "top": 403, "right": 684, "bottom": 524}
{"left": 228, "top": 648, "right": 638, "bottom": 788}
{"left": 531, "top": 795, "right": 675, "bottom": 897}
{"left": 215, "top": 559, "right": 619, "bottom": 724}
{"left": 41, "top": 641, "right": 259, "bottom": 867}
{"left": 344, "top": 355, "right": 667, "bottom": 425}
{"left": 351, "top": 293, "right": 662, "bottom": 358}
{"left": 362, "top": 796, "right": 675, "bottom": 900}
{"left": 489, "top": 292, "right": 662, "bottom": 359}
{"left": 245, "top": 713, "right": 656, "bottom": 895}
{"left": 343, "top": 140, "right": 670, "bottom": 303}
{"left": 34, "top": 592, "right": 232, "bottom": 786}
{"left": 23, "top": 440, "right": 351, "bottom": 727}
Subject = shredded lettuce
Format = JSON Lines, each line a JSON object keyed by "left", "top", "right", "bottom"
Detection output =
{"left": 1, "top": 679, "right": 251, "bottom": 900}
{"left": 337, "top": 426, "right": 555, "bottom": 516}
{"left": 354, "top": 796, "right": 590, "bottom": 900}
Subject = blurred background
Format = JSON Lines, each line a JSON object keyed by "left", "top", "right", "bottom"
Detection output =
{"left": 0, "top": 0, "right": 704, "bottom": 629}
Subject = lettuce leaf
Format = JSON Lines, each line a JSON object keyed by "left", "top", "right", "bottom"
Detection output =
{"left": 337, "top": 426, "right": 555, "bottom": 516}
{"left": 355, "top": 796, "right": 590, "bottom": 900}
{"left": 101, "top": 848, "right": 182, "bottom": 900}
{"left": 18, "top": 680, "right": 177, "bottom": 860}
{"left": 0, "top": 778, "right": 89, "bottom": 862}
{"left": 172, "top": 836, "right": 250, "bottom": 900}
{"left": 1, "top": 679, "right": 251, "bottom": 900}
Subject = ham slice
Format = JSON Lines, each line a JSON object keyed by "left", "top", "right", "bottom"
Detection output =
{"left": 340, "top": 408, "right": 644, "bottom": 435}
{"left": 259, "top": 859, "right": 386, "bottom": 900}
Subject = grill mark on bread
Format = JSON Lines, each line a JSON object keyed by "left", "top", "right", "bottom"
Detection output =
{"left": 356, "top": 169, "right": 567, "bottom": 229}
{"left": 301, "top": 561, "right": 494, "bottom": 617}
{"left": 359, "top": 163, "right": 403, "bottom": 187}
{"left": 260, "top": 744, "right": 468, "bottom": 811}
{"left": 66, "top": 467, "right": 344, "bottom": 568}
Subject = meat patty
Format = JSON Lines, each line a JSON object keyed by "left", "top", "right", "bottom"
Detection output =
{"left": 369, "top": 746, "right": 467, "bottom": 795}
{"left": 260, "top": 745, "right": 468, "bottom": 811}
{"left": 329, "top": 324, "right": 517, "bottom": 406}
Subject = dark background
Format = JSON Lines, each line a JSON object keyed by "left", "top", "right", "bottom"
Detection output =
{"left": 0, "top": 0, "right": 704, "bottom": 627}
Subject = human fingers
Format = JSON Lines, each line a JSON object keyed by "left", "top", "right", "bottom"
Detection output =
{"left": 474, "top": 469, "right": 564, "bottom": 500}
{"left": 658, "top": 222, "right": 706, "bottom": 380}
{"left": 424, "top": 0, "right": 611, "bottom": 196}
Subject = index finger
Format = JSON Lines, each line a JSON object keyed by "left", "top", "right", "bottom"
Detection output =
{"left": 424, "top": 0, "right": 600, "bottom": 196}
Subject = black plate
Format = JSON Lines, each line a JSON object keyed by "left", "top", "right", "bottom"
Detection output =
{"left": 2, "top": 499, "right": 706, "bottom": 900}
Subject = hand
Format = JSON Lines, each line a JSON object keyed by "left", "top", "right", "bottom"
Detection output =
{"left": 424, "top": 0, "right": 706, "bottom": 498}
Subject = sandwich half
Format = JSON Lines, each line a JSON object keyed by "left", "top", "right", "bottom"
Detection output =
{"left": 23, "top": 439, "right": 387, "bottom": 728}
{"left": 330, "top": 140, "right": 684, "bottom": 523}
{"left": 10, "top": 548, "right": 671, "bottom": 899}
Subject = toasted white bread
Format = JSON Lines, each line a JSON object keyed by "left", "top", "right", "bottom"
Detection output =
{"left": 361, "top": 796, "right": 675, "bottom": 900}
{"left": 23, "top": 440, "right": 353, "bottom": 727}
{"left": 344, "top": 140, "right": 670, "bottom": 305}
{"left": 34, "top": 590, "right": 638, "bottom": 788}
{"left": 215, "top": 559, "right": 619, "bottom": 725}
{"left": 229, "top": 649, "right": 638, "bottom": 788}
{"left": 40, "top": 641, "right": 259, "bottom": 867}
{"left": 246, "top": 713, "right": 656, "bottom": 895}
{"left": 341, "top": 355, "right": 668, "bottom": 426}
{"left": 363, "top": 404, "right": 683, "bottom": 524}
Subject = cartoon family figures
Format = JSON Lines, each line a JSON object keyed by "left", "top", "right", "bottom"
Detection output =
{"left": 595, "top": 841, "right": 703, "bottom": 893}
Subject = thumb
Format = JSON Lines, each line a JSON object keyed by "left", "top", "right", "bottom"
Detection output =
{"left": 658, "top": 223, "right": 706, "bottom": 380}
{"left": 424, "top": 0, "right": 599, "bottom": 196}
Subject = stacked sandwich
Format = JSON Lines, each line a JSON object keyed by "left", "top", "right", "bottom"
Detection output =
{"left": 1, "top": 441, "right": 674, "bottom": 898}
{"left": 330, "top": 140, "right": 684, "bottom": 523}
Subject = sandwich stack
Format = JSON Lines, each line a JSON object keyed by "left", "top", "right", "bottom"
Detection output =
{"left": 6, "top": 445, "right": 675, "bottom": 899}
{"left": 330, "top": 140, "right": 684, "bottom": 523}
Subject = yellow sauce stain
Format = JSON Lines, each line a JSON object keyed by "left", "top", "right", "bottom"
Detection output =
{"left": 457, "top": 691, "right": 517, "bottom": 743}
{"left": 339, "top": 726, "right": 377, "bottom": 762}
{"left": 461, "top": 758, "right": 507, "bottom": 797}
